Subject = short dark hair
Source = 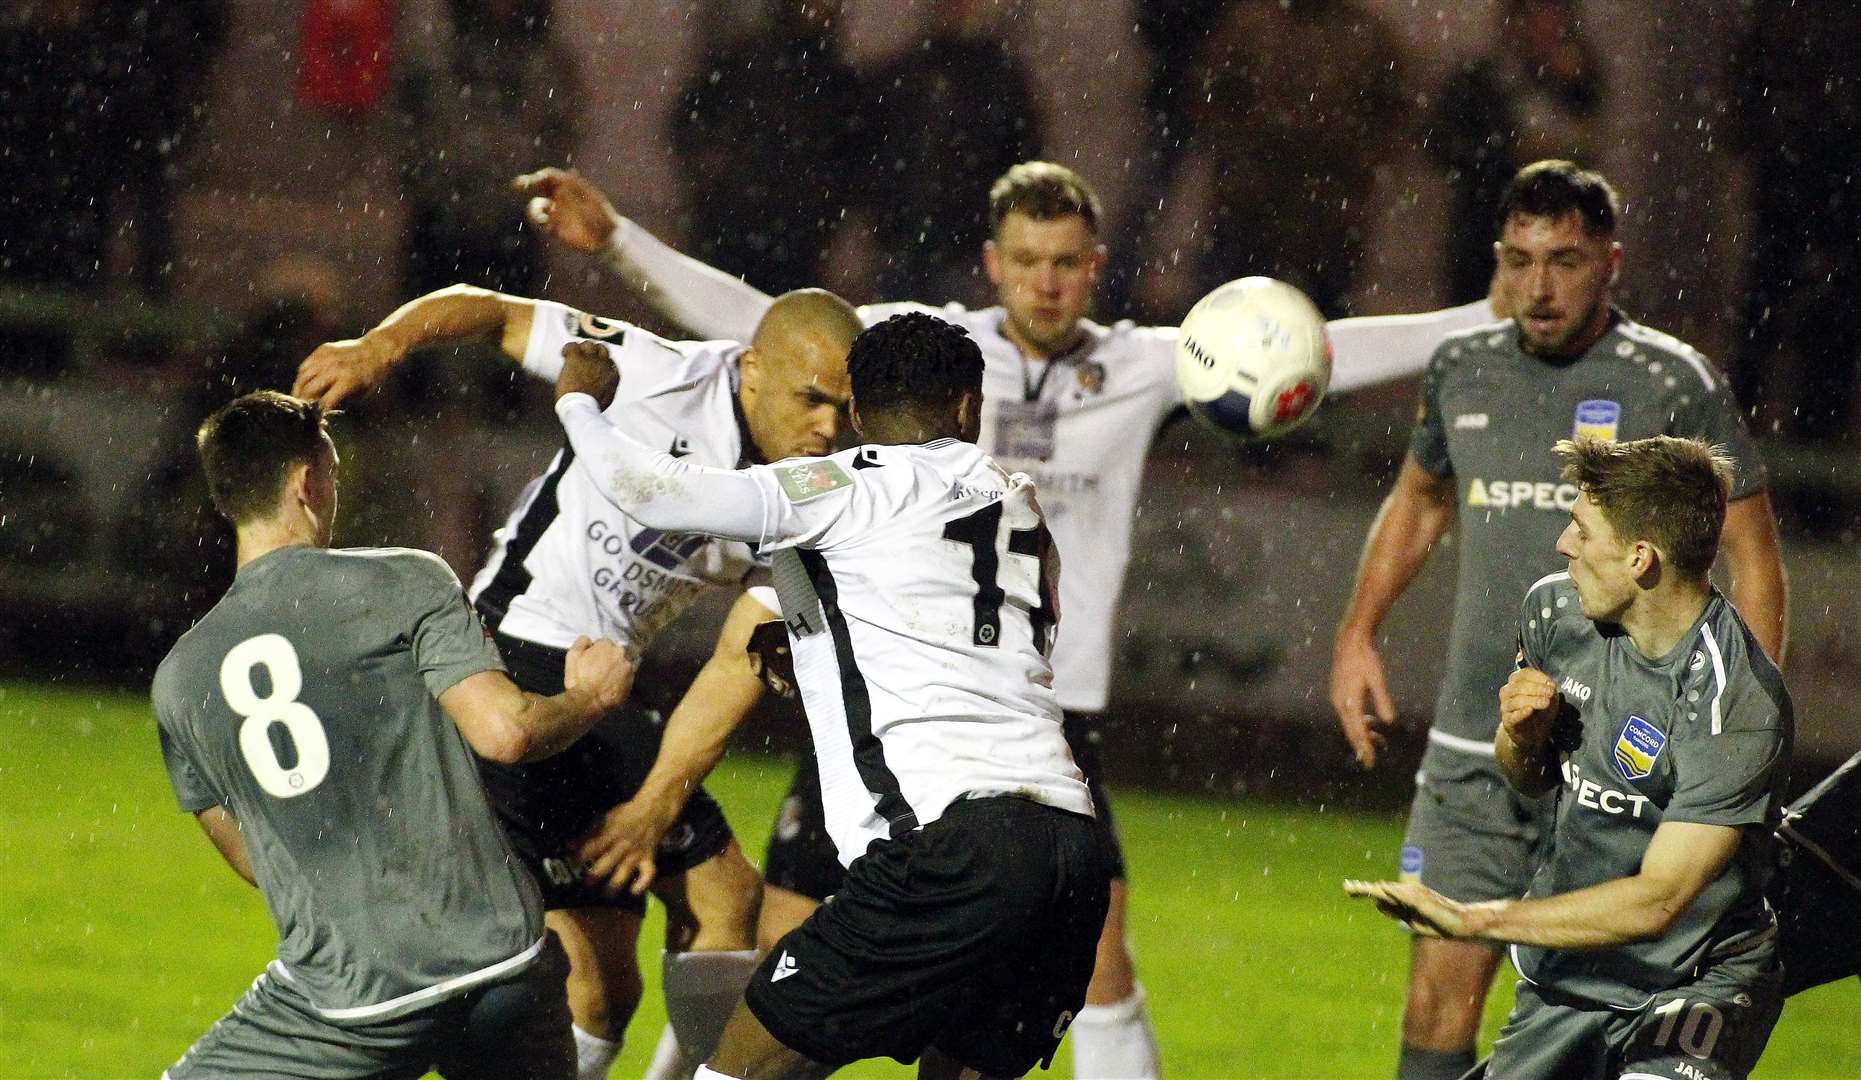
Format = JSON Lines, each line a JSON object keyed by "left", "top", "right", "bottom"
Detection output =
{"left": 988, "top": 161, "right": 1102, "bottom": 236}
{"left": 1555, "top": 435, "right": 1734, "bottom": 577}
{"left": 1498, "top": 160, "right": 1621, "bottom": 238}
{"left": 196, "top": 391, "right": 331, "bottom": 525}
{"left": 846, "top": 313, "right": 984, "bottom": 420}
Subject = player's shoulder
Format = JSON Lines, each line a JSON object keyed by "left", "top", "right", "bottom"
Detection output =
{"left": 325, "top": 546, "right": 463, "bottom": 592}
{"left": 1430, "top": 317, "right": 1516, "bottom": 369}
{"left": 549, "top": 302, "right": 734, "bottom": 385}
{"left": 1687, "top": 596, "right": 1791, "bottom": 736}
{"left": 1607, "top": 317, "right": 1725, "bottom": 395}
{"left": 1519, "top": 570, "right": 1597, "bottom": 661}
{"left": 760, "top": 447, "right": 870, "bottom": 508}
{"left": 1520, "top": 570, "right": 1581, "bottom": 630}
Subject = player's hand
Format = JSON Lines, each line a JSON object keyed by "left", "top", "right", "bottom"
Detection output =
{"left": 514, "top": 167, "right": 620, "bottom": 255}
{"left": 745, "top": 620, "right": 797, "bottom": 699}
{"left": 1330, "top": 632, "right": 1398, "bottom": 769}
{"left": 564, "top": 636, "right": 634, "bottom": 714}
{"left": 555, "top": 340, "right": 620, "bottom": 408}
{"left": 575, "top": 791, "right": 681, "bottom": 896}
{"left": 1500, "top": 667, "right": 1559, "bottom": 747}
{"left": 1343, "top": 879, "right": 1497, "bottom": 940}
{"left": 294, "top": 336, "right": 399, "bottom": 409}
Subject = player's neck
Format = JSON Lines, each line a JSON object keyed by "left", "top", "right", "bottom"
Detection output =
{"left": 1003, "top": 317, "right": 1084, "bottom": 362}
{"left": 857, "top": 412, "right": 965, "bottom": 446}
{"left": 234, "top": 515, "right": 323, "bottom": 570}
{"left": 1619, "top": 580, "right": 1712, "bottom": 661}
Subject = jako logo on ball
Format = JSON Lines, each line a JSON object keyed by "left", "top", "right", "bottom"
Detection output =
{"left": 1174, "top": 277, "right": 1331, "bottom": 440}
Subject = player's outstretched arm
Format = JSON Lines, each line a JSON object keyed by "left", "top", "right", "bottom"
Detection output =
{"left": 554, "top": 343, "right": 770, "bottom": 543}
{"left": 1330, "top": 455, "right": 1457, "bottom": 768}
{"left": 1719, "top": 492, "right": 1790, "bottom": 665}
{"left": 194, "top": 804, "right": 258, "bottom": 887}
{"left": 576, "top": 591, "right": 776, "bottom": 896}
{"left": 1495, "top": 667, "right": 1562, "bottom": 796}
{"left": 440, "top": 637, "right": 634, "bottom": 764}
{"left": 515, "top": 166, "right": 772, "bottom": 344}
{"left": 1324, "top": 298, "right": 1498, "bottom": 395}
{"left": 292, "top": 284, "right": 539, "bottom": 409}
{"left": 1347, "top": 820, "right": 1742, "bottom": 948}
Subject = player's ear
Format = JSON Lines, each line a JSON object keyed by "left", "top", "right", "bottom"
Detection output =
{"left": 848, "top": 395, "right": 866, "bottom": 439}
{"left": 1630, "top": 538, "right": 1660, "bottom": 583}
{"left": 982, "top": 240, "right": 1003, "bottom": 286}
{"left": 1607, "top": 242, "right": 1623, "bottom": 287}
{"left": 956, "top": 389, "right": 982, "bottom": 441}
{"left": 739, "top": 346, "right": 763, "bottom": 402}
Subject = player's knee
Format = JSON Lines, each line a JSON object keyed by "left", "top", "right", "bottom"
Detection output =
{"left": 564, "top": 949, "right": 643, "bottom": 1033}
{"left": 668, "top": 848, "right": 763, "bottom": 951}
{"left": 1401, "top": 974, "right": 1487, "bottom": 1045}
{"left": 755, "top": 886, "right": 820, "bottom": 951}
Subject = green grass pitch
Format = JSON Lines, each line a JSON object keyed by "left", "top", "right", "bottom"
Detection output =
{"left": 3, "top": 681, "right": 1855, "bottom": 1078}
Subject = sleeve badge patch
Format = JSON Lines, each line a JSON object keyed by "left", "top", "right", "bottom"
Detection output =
{"left": 776, "top": 460, "right": 854, "bottom": 502}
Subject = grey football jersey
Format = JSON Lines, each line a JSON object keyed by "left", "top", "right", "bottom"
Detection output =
{"left": 152, "top": 546, "right": 543, "bottom": 1023}
{"left": 1410, "top": 314, "right": 1765, "bottom": 749}
{"left": 1510, "top": 573, "right": 1791, "bottom": 1009}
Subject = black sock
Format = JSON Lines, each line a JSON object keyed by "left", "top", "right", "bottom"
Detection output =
{"left": 1397, "top": 1044, "right": 1478, "bottom": 1080}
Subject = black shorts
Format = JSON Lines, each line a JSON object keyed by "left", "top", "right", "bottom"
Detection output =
{"left": 745, "top": 796, "right": 1111, "bottom": 1076}
{"left": 1773, "top": 750, "right": 1861, "bottom": 994}
{"left": 763, "top": 710, "right": 1125, "bottom": 902}
{"left": 477, "top": 630, "right": 735, "bottom": 914}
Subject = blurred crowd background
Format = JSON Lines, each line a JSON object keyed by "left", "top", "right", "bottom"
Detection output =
{"left": 3, "top": 0, "right": 1858, "bottom": 802}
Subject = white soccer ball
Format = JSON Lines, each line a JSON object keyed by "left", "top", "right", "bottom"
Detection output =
{"left": 1174, "top": 277, "right": 1332, "bottom": 440}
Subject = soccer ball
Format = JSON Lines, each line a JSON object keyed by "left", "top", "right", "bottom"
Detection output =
{"left": 1174, "top": 277, "right": 1332, "bottom": 440}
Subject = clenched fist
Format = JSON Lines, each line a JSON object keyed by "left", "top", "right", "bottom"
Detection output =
{"left": 555, "top": 340, "right": 619, "bottom": 409}
{"left": 1500, "top": 667, "right": 1559, "bottom": 748}
{"left": 513, "top": 167, "right": 620, "bottom": 255}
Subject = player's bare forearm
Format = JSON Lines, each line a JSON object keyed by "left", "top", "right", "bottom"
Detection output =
{"left": 293, "top": 285, "right": 537, "bottom": 407}
{"left": 1335, "top": 457, "right": 1456, "bottom": 644}
{"left": 1349, "top": 821, "right": 1740, "bottom": 948}
{"left": 639, "top": 661, "right": 764, "bottom": 812}
{"left": 635, "top": 593, "right": 773, "bottom": 811}
{"left": 1496, "top": 668, "right": 1562, "bottom": 796}
{"left": 195, "top": 805, "right": 258, "bottom": 887}
{"left": 1721, "top": 492, "right": 1789, "bottom": 664}
{"left": 576, "top": 595, "right": 770, "bottom": 894}
{"left": 366, "top": 284, "right": 536, "bottom": 366}
{"left": 441, "top": 639, "right": 633, "bottom": 763}
{"left": 1495, "top": 720, "right": 1560, "bottom": 797}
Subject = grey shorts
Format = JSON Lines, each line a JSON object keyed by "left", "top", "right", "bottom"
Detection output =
{"left": 1400, "top": 740, "right": 1553, "bottom": 902}
{"left": 164, "top": 934, "right": 574, "bottom": 1080}
{"left": 1486, "top": 950, "right": 1785, "bottom": 1080}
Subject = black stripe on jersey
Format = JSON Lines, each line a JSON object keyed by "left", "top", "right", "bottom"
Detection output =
{"left": 796, "top": 548, "right": 918, "bottom": 838}
{"left": 475, "top": 444, "right": 575, "bottom": 633}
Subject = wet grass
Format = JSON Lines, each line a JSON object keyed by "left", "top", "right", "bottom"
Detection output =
{"left": 1, "top": 681, "right": 1852, "bottom": 1078}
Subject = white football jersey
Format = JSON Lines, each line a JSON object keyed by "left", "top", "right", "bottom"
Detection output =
{"left": 853, "top": 303, "right": 1175, "bottom": 711}
{"left": 605, "top": 218, "right": 1496, "bottom": 711}
{"left": 469, "top": 301, "right": 762, "bottom": 650}
{"left": 749, "top": 439, "right": 1093, "bottom": 866}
